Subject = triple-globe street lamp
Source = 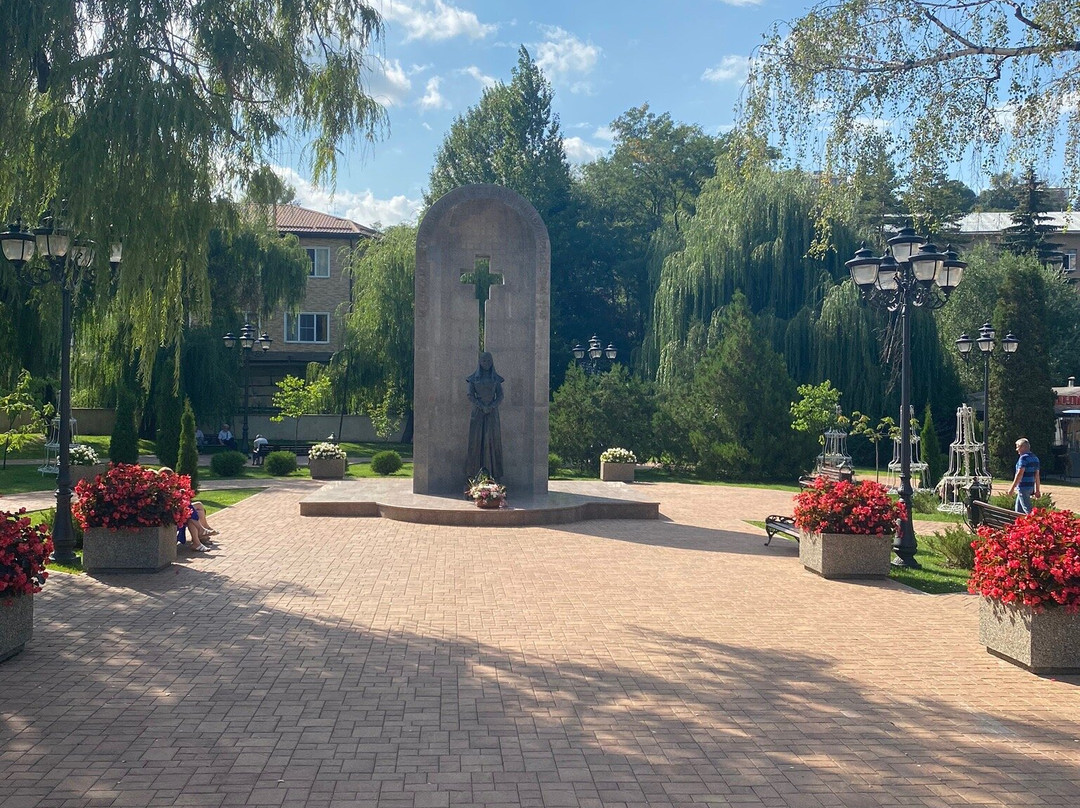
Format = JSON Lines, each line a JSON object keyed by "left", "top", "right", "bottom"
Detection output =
{"left": 222, "top": 322, "right": 271, "bottom": 449}
{"left": 955, "top": 323, "right": 1019, "bottom": 449}
{"left": 846, "top": 228, "right": 967, "bottom": 568}
{"left": 0, "top": 217, "right": 122, "bottom": 564}
{"left": 570, "top": 335, "right": 617, "bottom": 376}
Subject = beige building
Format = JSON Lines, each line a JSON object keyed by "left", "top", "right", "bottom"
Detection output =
{"left": 957, "top": 211, "right": 1080, "bottom": 271}
{"left": 247, "top": 204, "right": 377, "bottom": 409}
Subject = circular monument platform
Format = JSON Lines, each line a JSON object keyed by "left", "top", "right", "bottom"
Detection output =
{"left": 299, "top": 478, "right": 660, "bottom": 526}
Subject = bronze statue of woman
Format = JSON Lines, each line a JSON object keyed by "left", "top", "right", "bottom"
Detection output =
{"left": 466, "top": 351, "right": 504, "bottom": 481}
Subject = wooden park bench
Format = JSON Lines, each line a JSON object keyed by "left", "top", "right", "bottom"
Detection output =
{"left": 764, "top": 465, "right": 857, "bottom": 546}
{"left": 967, "top": 498, "right": 1019, "bottom": 531}
{"left": 263, "top": 439, "right": 321, "bottom": 455}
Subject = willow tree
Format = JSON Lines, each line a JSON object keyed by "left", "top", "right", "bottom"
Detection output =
{"left": 647, "top": 162, "right": 853, "bottom": 386}
{"left": 743, "top": 1, "right": 1080, "bottom": 219}
{"left": 339, "top": 225, "right": 416, "bottom": 439}
{"left": 1, "top": 0, "right": 386, "bottom": 379}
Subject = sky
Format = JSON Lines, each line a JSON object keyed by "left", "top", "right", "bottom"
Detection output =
{"left": 269, "top": 0, "right": 807, "bottom": 229}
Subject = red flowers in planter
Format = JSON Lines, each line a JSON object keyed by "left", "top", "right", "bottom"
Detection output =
{"left": 74, "top": 464, "right": 193, "bottom": 530}
{"left": 0, "top": 509, "right": 53, "bottom": 596}
{"left": 793, "top": 477, "right": 904, "bottom": 536}
{"left": 968, "top": 508, "right": 1080, "bottom": 613}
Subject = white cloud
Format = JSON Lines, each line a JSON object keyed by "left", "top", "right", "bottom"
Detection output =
{"left": 367, "top": 58, "right": 411, "bottom": 106}
{"left": 593, "top": 126, "right": 615, "bottom": 142}
{"left": 274, "top": 166, "right": 423, "bottom": 227}
{"left": 563, "top": 136, "right": 607, "bottom": 164}
{"left": 533, "top": 26, "right": 600, "bottom": 91}
{"left": 458, "top": 65, "right": 497, "bottom": 89}
{"left": 702, "top": 55, "right": 749, "bottom": 84}
{"left": 419, "top": 76, "right": 450, "bottom": 110}
{"left": 381, "top": 0, "right": 496, "bottom": 42}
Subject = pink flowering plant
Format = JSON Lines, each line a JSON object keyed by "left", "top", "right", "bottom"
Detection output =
{"left": 793, "top": 477, "right": 904, "bottom": 536}
{"left": 0, "top": 509, "right": 53, "bottom": 596}
{"left": 968, "top": 508, "right": 1080, "bottom": 613}
{"left": 467, "top": 472, "right": 506, "bottom": 506}
{"left": 74, "top": 464, "right": 193, "bottom": 530}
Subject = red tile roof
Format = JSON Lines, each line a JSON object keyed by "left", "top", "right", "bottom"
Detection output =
{"left": 274, "top": 204, "right": 377, "bottom": 238}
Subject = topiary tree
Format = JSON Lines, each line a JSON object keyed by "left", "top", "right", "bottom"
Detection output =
{"left": 920, "top": 404, "right": 944, "bottom": 491}
{"left": 109, "top": 386, "right": 139, "bottom": 464}
{"left": 177, "top": 398, "right": 199, "bottom": 491}
{"left": 155, "top": 393, "right": 183, "bottom": 469}
{"left": 370, "top": 450, "right": 403, "bottom": 475}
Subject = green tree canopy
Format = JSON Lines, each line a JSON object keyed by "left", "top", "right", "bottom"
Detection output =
{"left": 2, "top": 0, "right": 386, "bottom": 372}
{"left": 743, "top": 1, "right": 1080, "bottom": 214}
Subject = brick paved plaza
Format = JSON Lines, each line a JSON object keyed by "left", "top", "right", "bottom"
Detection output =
{"left": 3, "top": 482, "right": 1080, "bottom": 807}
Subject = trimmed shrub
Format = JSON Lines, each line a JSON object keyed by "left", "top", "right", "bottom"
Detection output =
{"left": 925, "top": 525, "right": 979, "bottom": 569}
{"left": 177, "top": 399, "right": 199, "bottom": 491}
{"left": 39, "top": 507, "right": 84, "bottom": 550}
{"left": 548, "top": 452, "right": 562, "bottom": 476}
{"left": 371, "top": 450, "right": 403, "bottom": 475}
{"left": 911, "top": 489, "right": 939, "bottom": 514}
{"left": 210, "top": 450, "right": 248, "bottom": 477}
{"left": 265, "top": 451, "right": 298, "bottom": 476}
{"left": 990, "top": 492, "right": 1055, "bottom": 510}
{"left": 155, "top": 395, "right": 183, "bottom": 469}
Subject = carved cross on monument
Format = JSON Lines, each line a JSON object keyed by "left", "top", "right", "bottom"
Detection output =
{"left": 459, "top": 256, "right": 503, "bottom": 351}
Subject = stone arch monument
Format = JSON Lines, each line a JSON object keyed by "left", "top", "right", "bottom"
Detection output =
{"left": 413, "top": 185, "right": 550, "bottom": 496}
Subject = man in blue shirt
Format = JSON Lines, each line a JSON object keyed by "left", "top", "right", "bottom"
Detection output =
{"left": 1007, "top": 437, "right": 1041, "bottom": 514}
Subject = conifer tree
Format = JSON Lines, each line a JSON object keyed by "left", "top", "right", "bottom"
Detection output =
{"left": 920, "top": 404, "right": 944, "bottom": 490}
{"left": 109, "top": 387, "right": 139, "bottom": 465}
{"left": 178, "top": 399, "right": 199, "bottom": 491}
{"left": 1000, "top": 168, "right": 1063, "bottom": 260}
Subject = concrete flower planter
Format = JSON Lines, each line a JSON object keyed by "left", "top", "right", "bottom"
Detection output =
{"left": 799, "top": 531, "right": 894, "bottom": 579}
{"left": 309, "top": 456, "right": 347, "bottom": 480}
{"left": 979, "top": 598, "right": 1080, "bottom": 674}
{"left": 70, "top": 463, "right": 109, "bottom": 486}
{"left": 600, "top": 461, "right": 635, "bottom": 482}
{"left": 0, "top": 594, "right": 33, "bottom": 664}
{"left": 83, "top": 523, "right": 177, "bottom": 573}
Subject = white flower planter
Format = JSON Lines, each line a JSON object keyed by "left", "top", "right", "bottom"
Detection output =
{"left": 83, "top": 523, "right": 177, "bottom": 573}
{"left": 799, "top": 531, "right": 894, "bottom": 579}
{"left": 0, "top": 594, "right": 33, "bottom": 664}
{"left": 309, "top": 456, "right": 347, "bottom": 479}
{"left": 979, "top": 598, "right": 1080, "bottom": 674}
{"left": 70, "top": 463, "right": 109, "bottom": 486}
{"left": 600, "top": 461, "right": 635, "bottom": 482}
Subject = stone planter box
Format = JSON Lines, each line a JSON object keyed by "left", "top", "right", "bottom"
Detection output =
{"left": 83, "top": 523, "right": 177, "bottom": 573}
{"left": 0, "top": 594, "right": 33, "bottom": 664}
{"left": 799, "top": 531, "right": 894, "bottom": 579}
{"left": 600, "top": 461, "right": 635, "bottom": 482}
{"left": 309, "top": 456, "right": 347, "bottom": 480}
{"left": 69, "top": 463, "right": 108, "bottom": 486}
{"left": 979, "top": 598, "right": 1080, "bottom": 674}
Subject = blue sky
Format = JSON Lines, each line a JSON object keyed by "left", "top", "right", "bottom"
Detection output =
{"left": 270, "top": 0, "right": 802, "bottom": 228}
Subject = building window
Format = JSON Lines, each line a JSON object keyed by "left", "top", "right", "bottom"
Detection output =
{"left": 1067, "top": 250, "right": 1076, "bottom": 272}
{"left": 284, "top": 312, "right": 330, "bottom": 343}
{"left": 306, "top": 247, "right": 330, "bottom": 278}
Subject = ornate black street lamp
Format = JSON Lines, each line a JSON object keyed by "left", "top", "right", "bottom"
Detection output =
{"left": 570, "top": 335, "right": 617, "bottom": 376}
{"left": 846, "top": 229, "right": 967, "bottom": 568}
{"left": 222, "top": 322, "right": 271, "bottom": 449}
{"left": 0, "top": 217, "right": 122, "bottom": 564}
{"left": 955, "top": 323, "right": 1018, "bottom": 447}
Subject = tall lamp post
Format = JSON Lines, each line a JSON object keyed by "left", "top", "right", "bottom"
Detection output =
{"left": 845, "top": 229, "right": 967, "bottom": 568}
{"left": 570, "top": 335, "right": 617, "bottom": 376}
{"left": 222, "top": 323, "right": 271, "bottom": 449}
{"left": 955, "top": 323, "right": 1019, "bottom": 448}
{"left": 0, "top": 217, "right": 122, "bottom": 564}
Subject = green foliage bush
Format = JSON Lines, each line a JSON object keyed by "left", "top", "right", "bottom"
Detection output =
{"left": 548, "top": 452, "right": 562, "bottom": 476}
{"left": 210, "top": 450, "right": 248, "bottom": 477}
{"left": 911, "top": 489, "right": 940, "bottom": 514}
{"left": 989, "top": 491, "right": 1054, "bottom": 510}
{"left": 109, "top": 387, "right": 140, "bottom": 464}
{"left": 265, "top": 451, "right": 298, "bottom": 476}
{"left": 371, "top": 450, "right": 403, "bottom": 475}
{"left": 177, "top": 399, "right": 199, "bottom": 491}
{"left": 155, "top": 394, "right": 183, "bottom": 469}
{"left": 925, "top": 525, "right": 979, "bottom": 569}
{"left": 40, "top": 508, "right": 84, "bottom": 550}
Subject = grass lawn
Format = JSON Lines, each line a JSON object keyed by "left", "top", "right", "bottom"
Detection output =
{"left": 200, "top": 462, "right": 413, "bottom": 482}
{"left": 551, "top": 465, "right": 801, "bottom": 491}
{"left": 0, "top": 464, "right": 57, "bottom": 494}
{"left": 1, "top": 435, "right": 155, "bottom": 462}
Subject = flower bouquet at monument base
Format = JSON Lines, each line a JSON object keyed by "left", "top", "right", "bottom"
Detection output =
{"left": 467, "top": 471, "right": 506, "bottom": 509}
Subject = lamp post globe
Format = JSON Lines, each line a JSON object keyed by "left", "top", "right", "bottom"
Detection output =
{"left": 846, "top": 231, "right": 966, "bottom": 568}
{"left": 955, "top": 323, "right": 1019, "bottom": 460}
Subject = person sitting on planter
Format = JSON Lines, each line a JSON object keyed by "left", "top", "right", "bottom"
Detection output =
{"left": 158, "top": 468, "right": 219, "bottom": 552}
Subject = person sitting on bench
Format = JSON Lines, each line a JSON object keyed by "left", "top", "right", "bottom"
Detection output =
{"left": 218, "top": 424, "right": 237, "bottom": 451}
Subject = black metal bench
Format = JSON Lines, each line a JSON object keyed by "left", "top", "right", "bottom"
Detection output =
{"left": 764, "top": 467, "right": 857, "bottom": 546}
{"left": 967, "top": 498, "right": 1019, "bottom": 530}
{"left": 264, "top": 440, "right": 321, "bottom": 455}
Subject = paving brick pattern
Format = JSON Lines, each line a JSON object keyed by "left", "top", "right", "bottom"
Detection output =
{"left": 3, "top": 482, "right": 1080, "bottom": 807}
